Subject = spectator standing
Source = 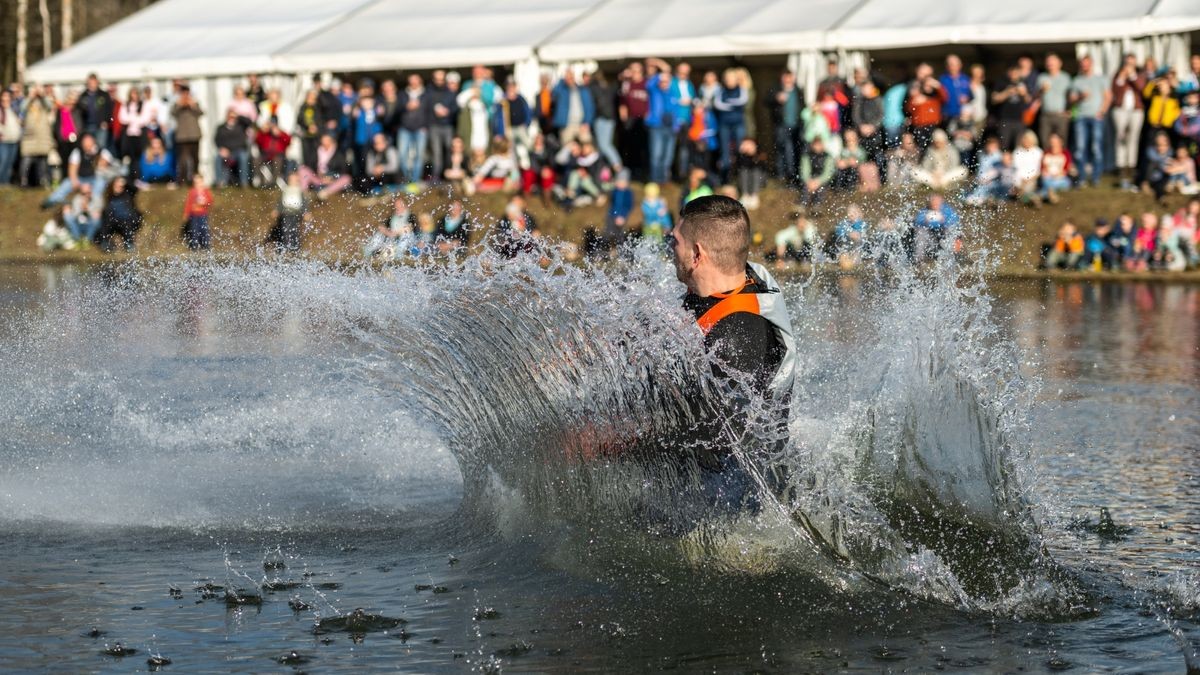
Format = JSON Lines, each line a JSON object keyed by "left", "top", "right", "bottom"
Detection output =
{"left": 1068, "top": 56, "right": 1111, "bottom": 187}
{"left": 711, "top": 68, "right": 749, "bottom": 180}
{"left": 939, "top": 54, "right": 973, "bottom": 122}
{"left": 398, "top": 74, "right": 431, "bottom": 183}
{"left": 906, "top": 63, "right": 947, "bottom": 149}
{"left": 457, "top": 82, "right": 493, "bottom": 155}
{"left": 214, "top": 110, "right": 251, "bottom": 188}
{"left": 351, "top": 94, "right": 382, "bottom": 187}
{"left": 116, "top": 87, "right": 150, "bottom": 179}
{"left": 314, "top": 76, "right": 343, "bottom": 140}
{"left": 551, "top": 70, "right": 595, "bottom": 145}
{"left": 0, "top": 90, "right": 20, "bottom": 185}
{"left": 734, "top": 138, "right": 769, "bottom": 206}
{"left": 967, "top": 64, "right": 988, "bottom": 126}
{"left": 852, "top": 79, "right": 885, "bottom": 177}
{"left": 1037, "top": 53, "right": 1073, "bottom": 147}
{"left": 227, "top": 86, "right": 258, "bottom": 127}
{"left": 881, "top": 80, "right": 907, "bottom": 148}
{"left": 587, "top": 70, "right": 622, "bottom": 172}
{"left": 257, "top": 89, "right": 294, "bottom": 134}
{"left": 646, "top": 72, "right": 680, "bottom": 184}
{"left": 670, "top": 62, "right": 696, "bottom": 180}
{"left": 75, "top": 74, "right": 114, "bottom": 150}
{"left": 1109, "top": 54, "right": 1146, "bottom": 190}
{"left": 1143, "top": 71, "right": 1181, "bottom": 152}
{"left": 767, "top": 70, "right": 804, "bottom": 182}
{"left": 427, "top": 70, "right": 459, "bottom": 183}
{"left": 618, "top": 62, "right": 651, "bottom": 178}
{"left": 182, "top": 174, "right": 213, "bottom": 250}
{"left": 171, "top": 86, "right": 204, "bottom": 183}
{"left": 495, "top": 78, "right": 534, "bottom": 162}
{"left": 296, "top": 89, "right": 324, "bottom": 171}
{"left": 604, "top": 171, "right": 634, "bottom": 249}
{"left": 992, "top": 65, "right": 1031, "bottom": 150}
{"left": 18, "top": 85, "right": 54, "bottom": 187}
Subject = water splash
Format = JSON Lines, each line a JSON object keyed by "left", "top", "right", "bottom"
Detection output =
{"left": 0, "top": 231, "right": 1074, "bottom": 613}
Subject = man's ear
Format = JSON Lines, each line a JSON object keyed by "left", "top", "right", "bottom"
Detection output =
{"left": 692, "top": 240, "right": 704, "bottom": 265}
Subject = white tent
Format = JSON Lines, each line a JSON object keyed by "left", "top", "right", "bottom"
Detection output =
{"left": 25, "top": 0, "right": 375, "bottom": 84}
{"left": 829, "top": 0, "right": 1200, "bottom": 49}
{"left": 535, "top": 0, "right": 860, "bottom": 62}
{"left": 273, "top": 0, "right": 602, "bottom": 73}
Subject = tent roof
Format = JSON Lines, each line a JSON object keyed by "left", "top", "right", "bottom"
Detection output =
{"left": 536, "top": 0, "right": 859, "bottom": 61}
{"left": 274, "top": 0, "right": 603, "bottom": 72}
{"left": 26, "top": 0, "right": 1200, "bottom": 83}
{"left": 26, "top": 0, "right": 375, "bottom": 83}
{"left": 829, "top": 0, "right": 1200, "bottom": 49}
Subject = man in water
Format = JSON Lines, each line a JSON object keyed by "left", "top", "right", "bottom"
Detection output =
{"left": 667, "top": 195, "right": 797, "bottom": 510}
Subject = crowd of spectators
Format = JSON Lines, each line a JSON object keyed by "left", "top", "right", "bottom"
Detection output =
{"left": 2, "top": 49, "right": 1200, "bottom": 267}
{"left": 1043, "top": 198, "right": 1200, "bottom": 272}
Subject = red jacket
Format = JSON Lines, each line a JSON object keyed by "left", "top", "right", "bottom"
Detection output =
{"left": 906, "top": 84, "right": 948, "bottom": 127}
{"left": 255, "top": 129, "right": 292, "bottom": 161}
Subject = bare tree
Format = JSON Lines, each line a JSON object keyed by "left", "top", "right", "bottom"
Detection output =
{"left": 38, "top": 0, "right": 51, "bottom": 58}
{"left": 16, "top": 0, "right": 27, "bottom": 80}
{"left": 61, "top": 0, "right": 73, "bottom": 50}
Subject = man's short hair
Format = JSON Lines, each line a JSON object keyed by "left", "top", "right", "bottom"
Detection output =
{"left": 679, "top": 195, "right": 751, "bottom": 274}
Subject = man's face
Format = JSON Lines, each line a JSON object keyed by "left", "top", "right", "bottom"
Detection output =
{"left": 782, "top": 73, "right": 795, "bottom": 88}
{"left": 671, "top": 227, "right": 694, "bottom": 286}
{"left": 676, "top": 63, "right": 691, "bottom": 80}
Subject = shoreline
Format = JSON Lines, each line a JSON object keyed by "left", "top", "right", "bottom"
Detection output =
{"left": 6, "top": 252, "right": 1199, "bottom": 284}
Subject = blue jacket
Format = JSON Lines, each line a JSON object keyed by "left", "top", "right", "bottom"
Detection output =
{"left": 939, "top": 73, "right": 972, "bottom": 118}
{"left": 711, "top": 85, "right": 747, "bottom": 126}
{"left": 646, "top": 83, "right": 682, "bottom": 130}
{"left": 353, "top": 107, "right": 382, "bottom": 146}
{"left": 491, "top": 95, "right": 532, "bottom": 138}
{"left": 551, "top": 82, "right": 595, "bottom": 128}
{"left": 914, "top": 204, "right": 961, "bottom": 231}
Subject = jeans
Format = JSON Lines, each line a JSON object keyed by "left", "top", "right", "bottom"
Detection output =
{"left": 1040, "top": 175, "right": 1072, "bottom": 197}
{"left": 18, "top": 154, "right": 49, "bottom": 187}
{"left": 398, "top": 128, "right": 427, "bottom": 182}
{"left": 0, "top": 142, "right": 17, "bottom": 184}
{"left": 45, "top": 176, "right": 107, "bottom": 207}
{"left": 774, "top": 125, "right": 798, "bottom": 180}
{"left": 1111, "top": 107, "right": 1144, "bottom": 171}
{"left": 593, "top": 117, "right": 621, "bottom": 170}
{"left": 214, "top": 149, "right": 250, "bottom": 187}
{"left": 718, "top": 120, "right": 746, "bottom": 176}
{"left": 1072, "top": 117, "right": 1106, "bottom": 185}
{"left": 648, "top": 126, "right": 676, "bottom": 184}
{"left": 67, "top": 214, "right": 100, "bottom": 241}
{"left": 428, "top": 125, "right": 454, "bottom": 180}
{"left": 185, "top": 215, "right": 210, "bottom": 250}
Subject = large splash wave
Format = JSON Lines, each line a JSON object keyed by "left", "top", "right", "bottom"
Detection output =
{"left": 0, "top": 238, "right": 1072, "bottom": 611}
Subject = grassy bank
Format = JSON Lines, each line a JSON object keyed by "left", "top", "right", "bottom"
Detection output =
{"left": 0, "top": 181, "right": 1196, "bottom": 277}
